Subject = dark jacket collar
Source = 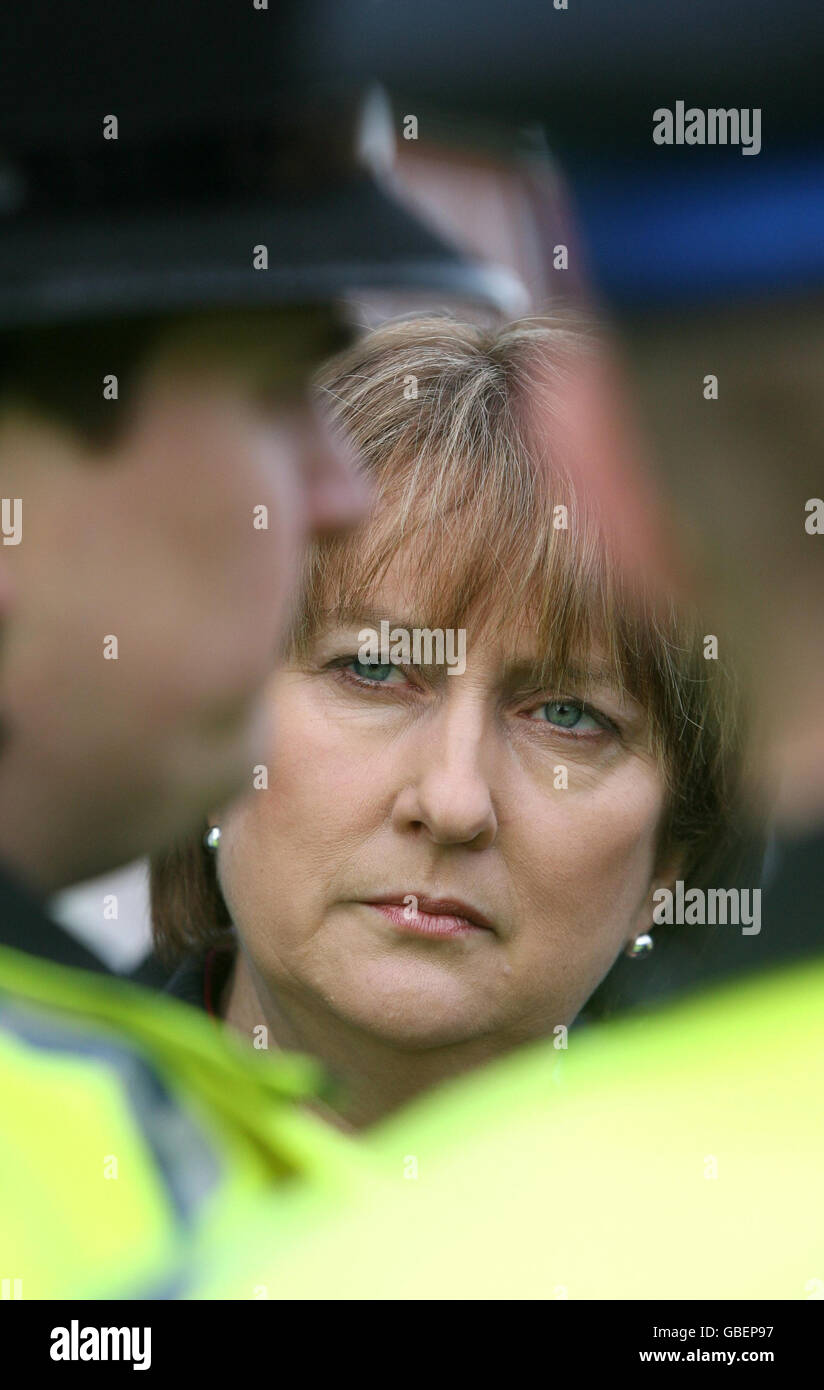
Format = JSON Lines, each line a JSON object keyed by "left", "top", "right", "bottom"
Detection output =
{"left": 0, "top": 860, "right": 109, "bottom": 974}
{"left": 165, "top": 942, "right": 235, "bottom": 1017}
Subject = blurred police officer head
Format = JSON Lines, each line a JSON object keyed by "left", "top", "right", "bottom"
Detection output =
{"left": 0, "top": 1, "right": 517, "bottom": 891}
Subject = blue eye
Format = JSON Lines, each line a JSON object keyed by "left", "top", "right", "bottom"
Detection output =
{"left": 350, "top": 659, "right": 396, "bottom": 683}
{"left": 536, "top": 700, "right": 599, "bottom": 731}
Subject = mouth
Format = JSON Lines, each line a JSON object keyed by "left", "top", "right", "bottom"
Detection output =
{"left": 362, "top": 893, "right": 496, "bottom": 939}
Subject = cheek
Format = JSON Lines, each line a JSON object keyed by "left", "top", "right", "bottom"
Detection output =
{"left": 217, "top": 690, "right": 387, "bottom": 931}
{"left": 194, "top": 418, "right": 306, "bottom": 662}
{"left": 514, "top": 769, "right": 664, "bottom": 961}
{"left": 264, "top": 702, "right": 381, "bottom": 851}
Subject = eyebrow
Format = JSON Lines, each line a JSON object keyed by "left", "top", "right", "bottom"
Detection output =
{"left": 316, "top": 610, "right": 626, "bottom": 692}
{"left": 321, "top": 606, "right": 439, "bottom": 635}
{"left": 307, "top": 315, "right": 358, "bottom": 362}
{"left": 502, "top": 658, "right": 624, "bottom": 691}
{"left": 264, "top": 318, "right": 357, "bottom": 390}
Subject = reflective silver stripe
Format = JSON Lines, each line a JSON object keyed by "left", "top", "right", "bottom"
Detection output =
{"left": 0, "top": 999, "right": 221, "bottom": 1226}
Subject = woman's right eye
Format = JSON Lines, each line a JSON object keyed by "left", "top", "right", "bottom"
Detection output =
{"left": 349, "top": 659, "right": 397, "bottom": 683}
{"left": 324, "top": 654, "right": 417, "bottom": 693}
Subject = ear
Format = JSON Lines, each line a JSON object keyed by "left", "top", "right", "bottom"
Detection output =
{"left": 206, "top": 802, "right": 235, "bottom": 834}
{"left": 651, "top": 849, "right": 684, "bottom": 898}
{"left": 626, "top": 851, "right": 684, "bottom": 949}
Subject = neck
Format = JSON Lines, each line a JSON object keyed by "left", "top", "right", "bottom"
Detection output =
{"left": 222, "top": 946, "right": 538, "bottom": 1131}
{"left": 0, "top": 766, "right": 112, "bottom": 895}
{"left": 0, "top": 790, "right": 62, "bottom": 896}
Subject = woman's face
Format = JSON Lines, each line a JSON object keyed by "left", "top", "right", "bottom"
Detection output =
{"left": 216, "top": 558, "right": 673, "bottom": 1049}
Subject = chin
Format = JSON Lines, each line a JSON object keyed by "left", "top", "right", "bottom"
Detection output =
{"left": 314, "top": 964, "right": 499, "bottom": 1051}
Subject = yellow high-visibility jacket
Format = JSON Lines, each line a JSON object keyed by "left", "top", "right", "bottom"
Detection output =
{"left": 0, "top": 944, "right": 370, "bottom": 1300}
{"left": 191, "top": 957, "right": 824, "bottom": 1299}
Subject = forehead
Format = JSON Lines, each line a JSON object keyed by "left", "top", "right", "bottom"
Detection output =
{"left": 295, "top": 419, "right": 662, "bottom": 708}
{"left": 142, "top": 303, "right": 353, "bottom": 395}
{"left": 314, "top": 546, "right": 623, "bottom": 692}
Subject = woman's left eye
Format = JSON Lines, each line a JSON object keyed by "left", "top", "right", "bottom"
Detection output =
{"left": 528, "top": 699, "right": 602, "bottom": 733}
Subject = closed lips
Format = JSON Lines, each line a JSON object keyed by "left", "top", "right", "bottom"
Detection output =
{"left": 365, "top": 895, "right": 495, "bottom": 930}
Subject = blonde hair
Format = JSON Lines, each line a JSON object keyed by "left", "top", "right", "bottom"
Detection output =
{"left": 152, "top": 315, "right": 750, "bottom": 965}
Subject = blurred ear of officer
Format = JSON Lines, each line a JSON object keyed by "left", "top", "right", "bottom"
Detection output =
{"left": 0, "top": 1, "right": 521, "bottom": 1297}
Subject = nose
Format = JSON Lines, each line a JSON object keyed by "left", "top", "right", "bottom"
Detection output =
{"left": 392, "top": 699, "right": 498, "bottom": 850}
{"left": 299, "top": 404, "right": 372, "bottom": 538}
